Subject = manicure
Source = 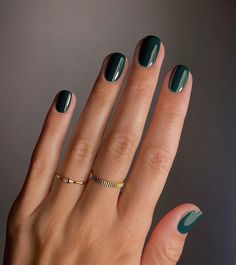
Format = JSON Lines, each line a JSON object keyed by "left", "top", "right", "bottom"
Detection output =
{"left": 105, "top": 52, "right": 126, "bottom": 82}
{"left": 177, "top": 210, "right": 203, "bottom": 234}
{"left": 55, "top": 90, "right": 72, "bottom": 113}
{"left": 169, "top": 65, "right": 190, "bottom": 93}
{"left": 138, "top": 35, "right": 161, "bottom": 67}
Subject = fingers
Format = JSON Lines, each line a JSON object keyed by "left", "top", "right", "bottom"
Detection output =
{"left": 141, "top": 204, "right": 203, "bottom": 265}
{"left": 15, "top": 90, "right": 76, "bottom": 217}
{"left": 48, "top": 53, "right": 128, "bottom": 206}
{"left": 118, "top": 65, "right": 192, "bottom": 224}
{"left": 82, "top": 35, "right": 165, "bottom": 204}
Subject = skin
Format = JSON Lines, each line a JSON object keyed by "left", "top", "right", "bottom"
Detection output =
{"left": 4, "top": 36, "right": 200, "bottom": 265}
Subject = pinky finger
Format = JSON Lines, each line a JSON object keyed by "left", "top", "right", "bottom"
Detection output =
{"left": 141, "top": 204, "right": 203, "bottom": 265}
{"left": 12, "top": 90, "right": 76, "bottom": 218}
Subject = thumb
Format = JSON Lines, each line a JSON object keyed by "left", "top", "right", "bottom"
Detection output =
{"left": 141, "top": 203, "right": 203, "bottom": 265}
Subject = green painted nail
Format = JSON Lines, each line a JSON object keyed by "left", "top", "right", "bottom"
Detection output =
{"left": 55, "top": 90, "right": 72, "bottom": 113}
{"left": 138, "top": 35, "right": 161, "bottom": 67}
{"left": 105, "top": 52, "right": 126, "bottom": 82}
{"left": 177, "top": 210, "right": 203, "bottom": 234}
{"left": 169, "top": 65, "right": 190, "bottom": 93}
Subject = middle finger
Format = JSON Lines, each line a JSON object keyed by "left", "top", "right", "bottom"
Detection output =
{"left": 82, "top": 35, "right": 165, "bottom": 204}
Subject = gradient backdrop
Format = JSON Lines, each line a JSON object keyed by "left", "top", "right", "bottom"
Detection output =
{"left": 0, "top": 0, "right": 236, "bottom": 264}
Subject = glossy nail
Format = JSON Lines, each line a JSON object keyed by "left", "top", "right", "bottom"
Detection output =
{"left": 169, "top": 65, "right": 189, "bottom": 93}
{"left": 138, "top": 35, "right": 161, "bottom": 67}
{"left": 105, "top": 53, "right": 126, "bottom": 82}
{"left": 177, "top": 210, "right": 203, "bottom": 234}
{"left": 56, "top": 90, "right": 72, "bottom": 113}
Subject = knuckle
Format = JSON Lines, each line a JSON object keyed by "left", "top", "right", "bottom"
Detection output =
{"left": 90, "top": 85, "right": 113, "bottom": 105}
{"left": 106, "top": 132, "right": 135, "bottom": 160}
{"left": 7, "top": 215, "right": 23, "bottom": 236}
{"left": 34, "top": 214, "right": 64, "bottom": 245}
{"left": 142, "top": 145, "right": 173, "bottom": 174}
{"left": 159, "top": 100, "right": 185, "bottom": 121}
{"left": 43, "top": 117, "right": 58, "bottom": 135}
{"left": 7, "top": 202, "right": 29, "bottom": 237}
{"left": 128, "top": 82, "right": 151, "bottom": 98}
{"left": 30, "top": 155, "right": 50, "bottom": 176}
{"left": 69, "top": 139, "right": 95, "bottom": 165}
{"left": 157, "top": 239, "right": 183, "bottom": 265}
{"left": 75, "top": 214, "right": 103, "bottom": 246}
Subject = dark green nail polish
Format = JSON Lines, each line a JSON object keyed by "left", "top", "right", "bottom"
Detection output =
{"left": 177, "top": 210, "right": 203, "bottom": 234}
{"left": 138, "top": 35, "right": 161, "bottom": 67}
{"left": 169, "top": 65, "right": 189, "bottom": 93}
{"left": 56, "top": 90, "right": 72, "bottom": 113}
{"left": 105, "top": 53, "right": 126, "bottom": 82}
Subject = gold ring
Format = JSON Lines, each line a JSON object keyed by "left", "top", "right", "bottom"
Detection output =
{"left": 89, "top": 171, "right": 125, "bottom": 189}
{"left": 55, "top": 173, "right": 87, "bottom": 185}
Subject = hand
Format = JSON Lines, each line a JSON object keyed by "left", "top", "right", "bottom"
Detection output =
{"left": 4, "top": 35, "right": 203, "bottom": 265}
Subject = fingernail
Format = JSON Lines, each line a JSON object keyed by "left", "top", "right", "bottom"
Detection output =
{"left": 138, "top": 35, "right": 161, "bottom": 67}
{"left": 105, "top": 52, "right": 126, "bottom": 82}
{"left": 55, "top": 90, "right": 72, "bottom": 113}
{"left": 177, "top": 210, "right": 203, "bottom": 234}
{"left": 169, "top": 65, "right": 190, "bottom": 93}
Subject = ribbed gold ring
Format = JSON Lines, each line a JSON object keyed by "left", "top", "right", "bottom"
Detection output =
{"left": 89, "top": 171, "right": 125, "bottom": 189}
{"left": 55, "top": 173, "right": 87, "bottom": 185}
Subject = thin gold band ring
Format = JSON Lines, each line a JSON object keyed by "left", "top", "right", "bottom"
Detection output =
{"left": 56, "top": 174, "right": 87, "bottom": 185}
{"left": 55, "top": 172, "right": 125, "bottom": 189}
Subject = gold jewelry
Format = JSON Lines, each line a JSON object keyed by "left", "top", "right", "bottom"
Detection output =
{"left": 55, "top": 173, "right": 87, "bottom": 185}
{"left": 89, "top": 171, "right": 125, "bottom": 189}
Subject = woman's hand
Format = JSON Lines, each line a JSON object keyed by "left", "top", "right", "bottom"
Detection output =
{"left": 4, "top": 35, "right": 202, "bottom": 265}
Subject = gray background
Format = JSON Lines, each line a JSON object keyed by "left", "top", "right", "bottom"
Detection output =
{"left": 0, "top": 0, "right": 236, "bottom": 264}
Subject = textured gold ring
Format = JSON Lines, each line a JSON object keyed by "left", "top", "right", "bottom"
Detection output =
{"left": 56, "top": 173, "right": 87, "bottom": 185}
{"left": 89, "top": 171, "right": 125, "bottom": 189}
